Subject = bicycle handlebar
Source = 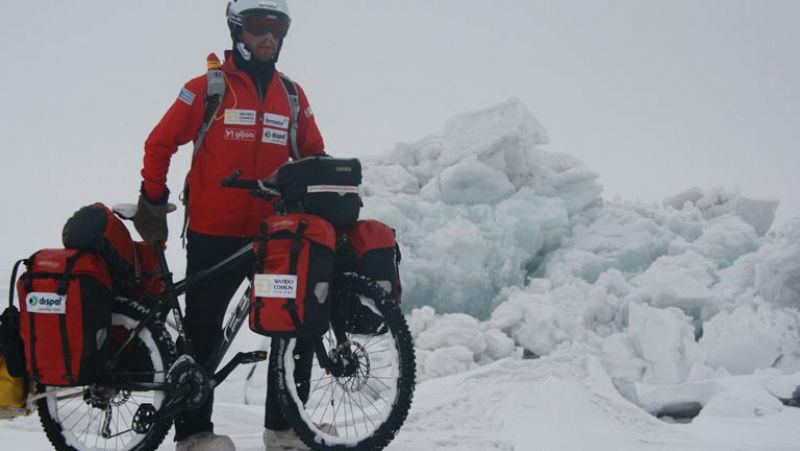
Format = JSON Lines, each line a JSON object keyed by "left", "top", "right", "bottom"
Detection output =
{"left": 221, "top": 170, "right": 282, "bottom": 198}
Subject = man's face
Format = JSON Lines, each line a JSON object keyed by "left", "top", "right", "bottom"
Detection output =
{"left": 239, "top": 29, "right": 279, "bottom": 62}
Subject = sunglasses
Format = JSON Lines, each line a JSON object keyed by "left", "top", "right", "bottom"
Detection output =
{"left": 242, "top": 15, "right": 289, "bottom": 39}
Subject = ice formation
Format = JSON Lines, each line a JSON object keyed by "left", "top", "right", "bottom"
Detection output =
{"left": 664, "top": 187, "right": 780, "bottom": 237}
{"left": 361, "top": 99, "right": 600, "bottom": 317}
{"left": 359, "top": 99, "right": 798, "bottom": 390}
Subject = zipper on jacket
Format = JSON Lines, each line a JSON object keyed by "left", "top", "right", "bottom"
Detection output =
{"left": 245, "top": 72, "right": 267, "bottom": 237}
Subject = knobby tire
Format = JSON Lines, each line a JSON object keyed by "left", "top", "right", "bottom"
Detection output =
{"left": 37, "top": 298, "right": 176, "bottom": 451}
{"left": 275, "top": 274, "right": 416, "bottom": 451}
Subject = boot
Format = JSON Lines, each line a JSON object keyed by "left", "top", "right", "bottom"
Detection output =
{"left": 262, "top": 428, "right": 309, "bottom": 450}
{"left": 176, "top": 431, "right": 235, "bottom": 451}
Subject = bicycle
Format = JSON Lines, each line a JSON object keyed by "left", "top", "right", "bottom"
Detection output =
{"left": 26, "top": 163, "right": 416, "bottom": 451}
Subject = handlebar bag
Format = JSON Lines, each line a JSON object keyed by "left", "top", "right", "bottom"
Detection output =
{"left": 250, "top": 214, "right": 335, "bottom": 337}
{"left": 277, "top": 157, "right": 362, "bottom": 229}
{"left": 17, "top": 249, "right": 112, "bottom": 386}
{"left": 63, "top": 203, "right": 158, "bottom": 299}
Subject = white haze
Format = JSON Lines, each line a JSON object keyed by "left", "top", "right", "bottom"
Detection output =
{"left": 2, "top": 2, "right": 800, "bottom": 449}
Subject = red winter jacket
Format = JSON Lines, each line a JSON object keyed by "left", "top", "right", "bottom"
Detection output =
{"left": 141, "top": 52, "right": 324, "bottom": 237}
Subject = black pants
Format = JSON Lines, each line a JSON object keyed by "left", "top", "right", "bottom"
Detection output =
{"left": 174, "top": 231, "right": 313, "bottom": 441}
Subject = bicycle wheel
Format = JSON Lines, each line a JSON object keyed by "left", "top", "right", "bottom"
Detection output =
{"left": 37, "top": 298, "right": 176, "bottom": 451}
{"left": 275, "top": 274, "right": 416, "bottom": 450}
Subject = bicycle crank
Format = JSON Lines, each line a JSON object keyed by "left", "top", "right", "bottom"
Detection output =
{"left": 160, "top": 355, "right": 213, "bottom": 419}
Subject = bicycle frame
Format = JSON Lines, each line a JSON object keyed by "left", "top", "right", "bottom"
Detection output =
{"left": 109, "top": 242, "right": 255, "bottom": 388}
{"left": 110, "top": 234, "right": 349, "bottom": 393}
{"left": 107, "top": 170, "right": 360, "bottom": 392}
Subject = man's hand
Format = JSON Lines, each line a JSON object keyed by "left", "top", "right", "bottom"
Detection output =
{"left": 134, "top": 187, "right": 170, "bottom": 245}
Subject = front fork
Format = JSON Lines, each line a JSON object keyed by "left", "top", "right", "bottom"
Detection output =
{"left": 312, "top": 320, "right": 359, "bottom": 378}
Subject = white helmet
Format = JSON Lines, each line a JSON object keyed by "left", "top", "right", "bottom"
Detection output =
{"left": 227, "top": 0, "right": 291, "bottom": 30}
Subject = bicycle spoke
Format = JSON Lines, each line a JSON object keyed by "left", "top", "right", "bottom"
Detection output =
{"left": 82, "top": 406, "right": 97, "bottom": 444}
{"left": 69, "top": 403, "right": 94, "bottom": 435}
{"left": 370, "top": 376, "right": 394, "bottom": 391}
{"left": 361, "top": 385, "right": 386, "bottom": 417}
{"left": 114, "top": 407, "right": 122, "bottom": 450}
{"left": 345, "top": 389, "right": 359, "bottom": 438}
{"left": 368, "top": 363, "right": 395, "bottom": 371}
{"left": 59, "top": 396, "right": 84, "bottom": 425}
{"left": 331, "top": 385, "right": 346, "bottom": 433}
{"left": 309, "top": 378, "right": 335, "bottom": 417}
{"left": 355, "top": 390, "right": 378, "bottom": 431}
{"left": 314, "top": 378, "right": 337, "bottom": 425}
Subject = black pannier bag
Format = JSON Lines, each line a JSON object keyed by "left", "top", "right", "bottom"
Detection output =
{"left": 276, "top": 157, "right": 362, "bottom": 229}
{"left": 62, "top": 203, "right": 136, "bottom": 287}
{"left": 17, "top": 249, "right": 113, "bottom": 386}
{"left": 1, "top": 260, "right": 27, "bottom": 378}
{"left": 250, "top": 214, "right": 336, "bottom": 337}
{"left": 62, "top": 203, "right": 162, "bottom": 299}
{"left": 1, "top": 260, "right": 28, "bottom": 412}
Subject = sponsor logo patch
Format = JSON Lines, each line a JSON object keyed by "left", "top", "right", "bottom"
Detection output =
{"left": 263, "top": 113, "right": 290, "bottom": 129}
{"left": 224, "top": 128, "right": 257, "bottom": 142}
{"left": 304, "top": 106, "right": 314, "bottom": 118}
{"left": 37, "top": 260, "right": 62, "bottom": 269}
{"left": 178, "top": 88, "right": 196, "bottom": 106}
{"left": 254, "top": 274, "right": 298, "bottom": 298}
{"left": 262, "top": 127, "right": 288, "bottom": 145}
{"left": 224, "top": 109, "right": 257, "bottom": 126}
{"left": 26, "top": 292, "right": 67, "bottom": 314}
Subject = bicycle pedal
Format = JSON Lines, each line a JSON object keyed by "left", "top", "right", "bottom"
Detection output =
{"left": 132, "top": 403, "right": 157, "bottom": 434}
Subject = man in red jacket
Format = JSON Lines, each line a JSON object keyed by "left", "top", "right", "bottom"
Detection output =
{"left": 134, "top": 1, "right": 323, "bottom": 449}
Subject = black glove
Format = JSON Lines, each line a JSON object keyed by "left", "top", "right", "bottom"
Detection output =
{"left": 134, "top": 186, "right": 170, "bottom": 245}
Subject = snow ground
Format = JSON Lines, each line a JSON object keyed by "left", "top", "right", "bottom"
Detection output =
{"left": 3, "top": 100, "right": 800, "bottom": 450}
{"left": 4, "top": 355, "right": 800, "bottom": 450}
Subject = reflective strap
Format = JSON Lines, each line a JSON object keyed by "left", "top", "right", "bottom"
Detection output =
{"left": 278, "top": 74, "right": 301, "bottom": 161}
{"left": 58, "top": 313, "right": 74, "bottom": 383}
{"left": 285, "top": 221, "right": 308, "bottom": 332}
{"left": 58, "top": 251, "right": 84, "bottom": 296}
{"left": 27, "top": 311, "right": 39, "bottom": 382}
{"left": 257, "top": 223, "right": 269, "bottom": 270}
{"left": 306, "top": 185, "right": 360, "bottom": 195}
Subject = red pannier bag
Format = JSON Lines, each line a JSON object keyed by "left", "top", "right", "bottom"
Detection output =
{"left": 345, "top": 220, "right": 402, "bottom": 302}
{"left": 250, "top": 214, "right": 335, "bottom": 337}
{"left": 17, "top": 249, "right": 113, "bottom": 386}
{"left": 62, "top": 203, "right": 163, "bottom": 299}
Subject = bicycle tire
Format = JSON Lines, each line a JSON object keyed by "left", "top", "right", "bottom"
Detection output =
{"left": 275, "top": 273, "right": 416, "bottom": 450}
{"left": 37, "top": 298, "right": 176, "bottom": 451}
